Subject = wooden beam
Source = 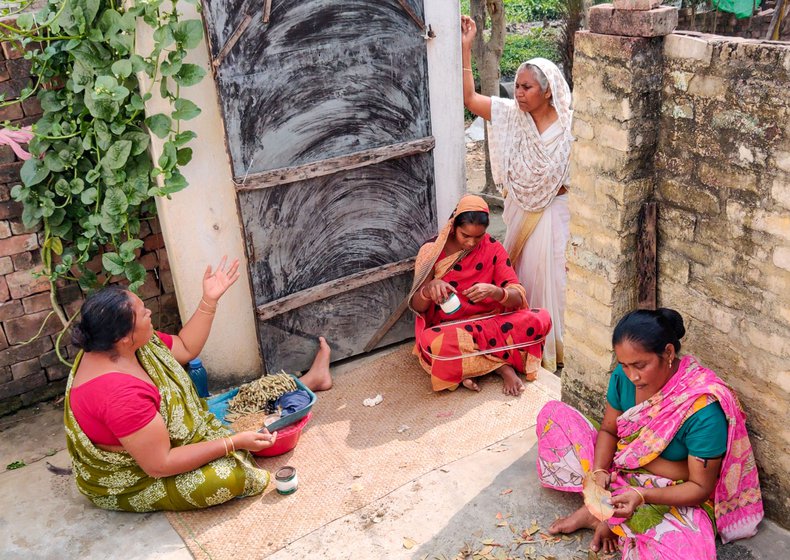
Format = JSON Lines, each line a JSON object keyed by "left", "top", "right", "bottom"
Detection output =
{"left": 256, "top": 258, "right": 416, "bottom": 321}
{"left": 363, "top": 295, "right": 411, "bottom": 353}
{"left": 235, "top": 136, "right": 435, "bottom": 192}
{"left": 262, "top": 0, "right": 272, "bottom": 23}
{"left": 395, "top": 0, "right": 426, "bottom": 32}
{"left": 212, "top": 13, "right": 253, "bottom": 68}
{"left": 637, "top": 202, "right": 657, "bottom": 310}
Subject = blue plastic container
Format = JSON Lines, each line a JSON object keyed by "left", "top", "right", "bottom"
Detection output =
{"left": 187, "top": 358, "right": 210, "bottom": 398}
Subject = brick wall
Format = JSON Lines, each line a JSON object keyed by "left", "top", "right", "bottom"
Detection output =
{"left": 0, "top": 39, "right": 181, "bottom": 416}
{"left": 565, "top": 31, "right": 790, "bottom": 525}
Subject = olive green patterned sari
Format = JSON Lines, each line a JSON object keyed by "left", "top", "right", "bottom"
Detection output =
{"left": 64, "top": 335, "right": 269, "bottom": 512}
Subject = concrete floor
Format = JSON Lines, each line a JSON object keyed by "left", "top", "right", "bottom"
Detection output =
{"left": 1, "top": 348, "right": 788, "bottom": 560}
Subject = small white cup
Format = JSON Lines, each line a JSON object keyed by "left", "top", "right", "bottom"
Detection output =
{"left": 440, "top": 292, "right": 462, "bottom": 315}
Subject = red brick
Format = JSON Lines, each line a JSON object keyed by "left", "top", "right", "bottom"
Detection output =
{"left": 9, "top": 219, "right": 31, "bottom": 235}
{"left": 139, "top": 251, "right": 158, "bottom": 270}
{"left": 137, "top": 271, "right": 161, "bottom": 299}
{"left": 150, "top": 219, "right": 162, "bottom": 234}
{"left": 1, "top": 41, "right": 24, "bottom": 60}
{"left": 40, "top": 348, "right": 61, "bottom": 368}
{"left": 21, "top": 292, "right": 51, "bottom": 314}
{"left": 160, "top": 270, "right": 174, "bottom": 293}
{"left": 12, "top": 249, "right": 38, "bottom": 270}
{"left": 6, "top": 267, "right": 49, "bottom": 299}
{"left": 0, "top": 365, "right": 10, "bottom": 383}
{"left": 0, "top": 145, "right": 15, "bottom": 165}
{"left": 45, "top": 362, "right": 69, "bottom": 381}
{"left": 157, "top": 249, "right": 170, "bottom": 271}
{"left": 0, "top": 63, "right": 9, "bottom": 83}
{"left": 0, "top": 335, "right": 51, "bottom": 367}
{"left": 138, "top": 220, "right": 152, "bottom": 238}
{"left": 3, "top": 309, "right": 60, "bottom": 344}
{"left": 6, "top": 57, "right": 31, "bottom": 79}
{"left": 0, "top": 232, "right": 37, "bottom": 256}
{"left": 0, "top": 102, "right": 22, "bottom": 121}
{"left": 0, "top": 220, "right": 10, "bottom": 239}
{"left": 0, "top": 371, "right": 46, "bottom": 399}
{"left": 0, "top": 328, "right": 7, "bottom": 351}
{"left": 588, "top": 5, "right": 678, "bottom": 37}
{"left": 11, "top": 356, "right": 40, "bottom": 380}
{"left": 0, "top": 200, "right": 22, "bottom": 220}
{"left": 0, "top": 183, "right": 10, "bottom": 202}
{"left": 20, "top": 377, "right": 66, "bottom": 406}
{"left": 0, "top": 300, "right": 23, "bottom": 320}
{"left": 0, "top": 78, "right": 31, "bottom": 100}
{"left": 0, "top": 255, "right": 11, "bottom": 274}
{"left": 0, "top": 276, "right": 8, "bottom": 302}
{"left": 21, "top": 96, "right": 41, "bottom": 117}
{"left": 143, "top": 233, "right": 164, "bottom": 251}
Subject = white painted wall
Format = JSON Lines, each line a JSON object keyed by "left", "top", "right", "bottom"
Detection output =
{"left": 425, "top": 0, "right": 467, "bottom": 223}
{"left": 136, "top": 1, "right": 465, "bottom": 380}
{"left": 136, "top": 3, "right": 262, "bottom": 381}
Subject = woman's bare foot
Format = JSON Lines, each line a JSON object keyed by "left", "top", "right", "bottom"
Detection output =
{"left": 590, "top": 521, "right": 620, "bottom": 555}
{"left": 495, "top": 364, "right": 524, "bottom": 396}
{"left": 548, "top": 505, "right": 598, "bottom": 535}
{"left": 299, "top": 337, "right": 332, "bottom": 391}
{"left": 462, "top": 378, "right": 481, "bottom": 392}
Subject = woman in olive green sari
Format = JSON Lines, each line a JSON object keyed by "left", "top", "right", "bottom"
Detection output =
{"left": 64, "top": 257, "right": 332, "bottom": 512}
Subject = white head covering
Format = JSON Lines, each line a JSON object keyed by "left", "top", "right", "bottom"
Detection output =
{"left": 488, "top": 58, "right": 573, "bottom": 212}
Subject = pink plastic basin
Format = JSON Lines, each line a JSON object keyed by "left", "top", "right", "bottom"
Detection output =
{"left": 252, "top": 412, "right": 312, "bottom": 457}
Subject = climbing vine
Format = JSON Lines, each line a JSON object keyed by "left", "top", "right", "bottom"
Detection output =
{"left": 1, "top": 0, "right": 205, "bottom": 337}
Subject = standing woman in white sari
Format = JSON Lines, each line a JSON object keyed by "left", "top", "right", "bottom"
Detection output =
{"left": 460, "top": 16, "right": 573, "bottom": 372}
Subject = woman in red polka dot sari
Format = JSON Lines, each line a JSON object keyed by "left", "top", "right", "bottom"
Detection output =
{"left": 409, "top": 195, "right": 552, "bottom": 395}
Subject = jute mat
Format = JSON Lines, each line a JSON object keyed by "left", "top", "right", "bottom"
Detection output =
{"left": 166, "top": 346, "right": 555, "bottom": 559}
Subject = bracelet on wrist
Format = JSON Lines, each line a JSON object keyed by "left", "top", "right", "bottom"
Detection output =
{"left": 201, "top": 297, "right": 217, "bottom": 310}
{"left": 629, "top": 486, "right": 646, "bottom": 506}
{"left": 591, "top": 468, "right": 609, "bottom": 477}
{"left": 498, "top": 287, "right": 510, "bottom": 305}
{"left": 420, "top": 286, "right": 430, "bottom": 299}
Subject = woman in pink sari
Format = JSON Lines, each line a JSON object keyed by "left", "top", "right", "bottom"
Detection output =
{"left": 536, "top": 309, "right": 763, "bottom": 559}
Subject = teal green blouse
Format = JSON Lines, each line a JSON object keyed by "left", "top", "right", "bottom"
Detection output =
{"left": 606, "top": 365, "right": 728, "bottom": 461}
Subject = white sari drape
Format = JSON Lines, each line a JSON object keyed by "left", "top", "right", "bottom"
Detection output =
{"left": 489, "top": 58, "right": 573, "bottom": 371}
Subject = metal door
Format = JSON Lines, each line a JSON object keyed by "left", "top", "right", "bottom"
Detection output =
{"left": 201, "top": 0, "right": 436, "bottom": 372}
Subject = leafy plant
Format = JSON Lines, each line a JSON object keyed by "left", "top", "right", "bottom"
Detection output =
{"left": 6, "top": 460, "right": 26, "bottom": 470}
{"left": 0, "top": 0, "right": 205, "bottom": 357}
{"left": 460, "top": 0, "right": 564, "bottom": 23}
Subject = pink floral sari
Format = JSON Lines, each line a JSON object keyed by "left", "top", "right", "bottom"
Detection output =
{"left": 535, "top": 355, "right": 763, "bottom": 559}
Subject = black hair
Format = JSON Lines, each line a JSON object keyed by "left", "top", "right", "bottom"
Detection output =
{"left": 72, "top": 286, "right": 135, "bottom": 353}
{"left": 612, "top": 308, "right": 686, "bottom": 355}
{"left": 453, "top": 210, "right": 489, "bottom": 228}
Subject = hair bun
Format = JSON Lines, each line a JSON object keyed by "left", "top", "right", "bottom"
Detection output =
{"left": 71, "top": 322, "right": 90, "bottom": 350}
{"left": 657, "top": 308, "right": 685, "bottom": 340}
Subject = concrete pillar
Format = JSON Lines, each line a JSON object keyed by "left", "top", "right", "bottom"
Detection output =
{"left": 136, "top": 3, "right": 262, "bottom": 384}
{"left": 425, "top": 0, "right": 466, "bottom": 221}
{"left": 562, "top": 31, "right": 664, "bottom": 417}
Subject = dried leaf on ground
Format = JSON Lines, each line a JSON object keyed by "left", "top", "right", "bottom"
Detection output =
{"left": 436, "top": 411, "right": 454, "bottom": 418}
{"left": 500, "top": 488, "right": 513, "bottom": 495}
{"left": 403, "top": 537, "right": 417, "bottom": 549}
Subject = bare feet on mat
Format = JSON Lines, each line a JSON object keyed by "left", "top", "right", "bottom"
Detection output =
{"left": 590, "top": 520, "right": 620, "bottom": 554}
{"left": 495, "top": 364, "right": 525, "bottom": 396}
{"left": 462, "top": 378, "right": 481, "bottom": 392}
{"left": 548, "top": 505, "right": 598, "bottom": 535}
{"left": 300, "top": 337, "right": 333, "bottom": 391}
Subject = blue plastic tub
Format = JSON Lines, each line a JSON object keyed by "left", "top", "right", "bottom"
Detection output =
{"left": 206, "top": 374, "right": 316, "bottom": 431}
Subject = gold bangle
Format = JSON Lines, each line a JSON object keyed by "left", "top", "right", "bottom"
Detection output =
{"left": 221, "top": 438, "right": 228, "bottom": 456}
{"left": 498, "top": 287, "right": 510, "bottom": 305}
{"left": 592, "top": 468, "right": 609, "bottom": 477}
{"left": 228, "top": 436, "right": 235, "bottom": 453}
{"left": 196, "top": 307, "right": 216, "bottom": 315}
{"left": 200, "top": 297, "right": 217, "bottom": 309}
{"left": 629, "top": 486, "right": 646, "bottom": 506}
{"left": 420, "top": 286, "right": 430, "bottom": 299}
{"left": 463, "top": 67, "right": 473, "bottom": 72}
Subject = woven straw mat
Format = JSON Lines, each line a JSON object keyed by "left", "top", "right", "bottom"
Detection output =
{"left": 166, "top": 346, "right": 554, "bottom": 559}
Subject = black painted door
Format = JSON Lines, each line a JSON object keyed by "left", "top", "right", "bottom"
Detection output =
{"left": 201, "top": 0, "right": 436, "bottom": 372}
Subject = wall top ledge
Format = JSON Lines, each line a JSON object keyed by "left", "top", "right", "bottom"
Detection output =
{"left": 589, "top": 4, "right": 679, "bottom": 38}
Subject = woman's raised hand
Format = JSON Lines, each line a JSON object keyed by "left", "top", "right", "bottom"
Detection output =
{"left": 461, "top": 15, "right": 477, "bottom": 48}
{"left": 463, "top": 283, "right": 500, "bottom": 304}
{"left": 424, "top": 279, "right": 457, "bottom": 304}
{"left": 202, "top": 256, "right": 241, "bottom": 304}
{"left": 234, "top": 429, "right": 278, "bottom": 453}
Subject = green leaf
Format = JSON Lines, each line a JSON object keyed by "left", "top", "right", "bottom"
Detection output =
{"left": 163, "top": 170, "right": 188, "bottom": 194}
{"left": 175, "top": 20, "right": 204, "bottom": 49}
{"left": 44, "top": 152, "right": 66, "bottom": 173}
{"left": 120, "top": 238, "right": 144, "bottom": 255}
{"left": 20, "top": 158, "right": 49, "bottom": 186}
{"left": 94, "top": 120, "right": 113, "bottom": 151}
{"left": 176, "top": 147, "right": 193, "bottom": 166}
{"left": 123, "top": 131, "right": 150, "bottom": 156}
{"left": 39, "top": 91, "right": 65, "bottom": 112}
{"left": 70, "top": 178, "right": 85, "bottom": 195}
{"left": 81, "top": 187, "right": 98, "bottom": 204}
{"left": 158, "top": 141, "right": 177, "bottom": 170}
{"left": 102, "top": 186, "right": 128, "bottom": 215}
{"left": 125, "top": 261, "right": 146, "bottom": 284}
{"left": 85, "top": 168, "right": 101, "bottom": 184}
{"left": 16, "top": 13, "right": 35, "bottom": 30}
{"left": 173, "top": 63, "right": 205, "bottom": 87}
{"left": 101, "top": 252, "right": 126, "bottom": 276}
{"left": 172, "top": 98, "right": 201, "bottom": 121}
{"left": 145, "top": 113, "right": 171, "bottom": 139}
{"left": 160, "top": 59, "right": 182, "bottom": 77}
{"left": 153, "top": 23, "right": 175, "bottom": 48}
{"left": 129, "top": 54, "right": 150, "bottom": 74}
{"left": 54, "top": 178, "right": 71, "bottom": 197}
{"left": 84, "top": 88, "right": 119, "bottom": 121}
{"left": 111, "top": 59, "right": 132, "bottom": 79}
{"left": 626, "top": 504, "right": 669, "bottom": 534}
{"left": 173, "top": 130, "right": 197, "bottom": 147}
{"left": 48, "top": 237, "right": 64, "bottom": 256}
{"left": 78, "top": 268, "right": 99, "bottom": 290}
{"left": 6, "top": 460, "right": 26, "bottom": 470}
{"left": 102, "top": 140, "right": 133, "bottom": 170}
